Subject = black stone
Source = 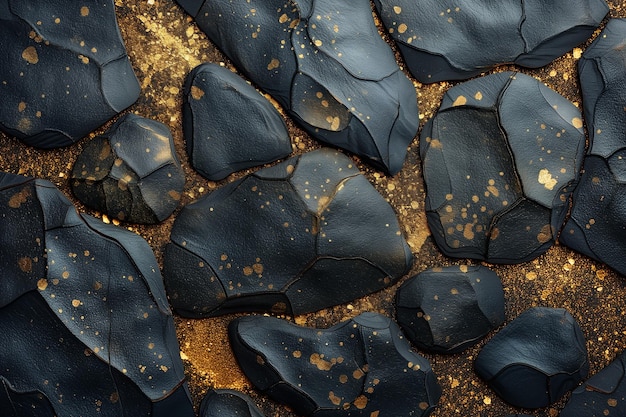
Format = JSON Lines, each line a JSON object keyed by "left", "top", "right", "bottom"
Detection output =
{"left": 0, "top": 172, "right": 194, "bottom": 417}
{"left": 199, "top": 389, "right": 265, "bottom": 417}
{"left": 373, "top": 0, "right": 608, "bottom": 83}
{"left": 395, "top": 265, "right": 505, "bottom": 354}
{"left": 420, "top": 71, "right": 586, "bottom": 264}
{"left": 183, "top": 63, "right": 292, "bottom": 181}
{"left": 175, "top": 0, "right": 418, "bottom": 175}
{"left": 0, "top": 0, "right": 140, "bottom": 148}
{"left": 163, "top": 149, "right": 413, "bottom": 317}
{"left": 561, "top": 350, "right": 626, "bottom": 417}
{"left": 474, "top": 307, "right": 588, "bottom": 409}
{"left": 560, "top": 19, "right": 626, "bottom": 277}
{"left": 229, "top": 312, "right": 441, "bottom": 416}
{"left": 71, "top": 114, "right": 185, "bottom": 224}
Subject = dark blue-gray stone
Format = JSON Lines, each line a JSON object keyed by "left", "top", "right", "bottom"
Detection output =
{"left": 163, "top": 149, "right": 413, "bottom": 317}
{"left": 560, "top": 19, "right": 626, "bottom": 277}
{"left": 474, "top": 307, "right": 588, "bottom": 409}
{"left": 229, "top": 312, "right": 441, "bottom": 416}
{"left": 420, "top": 71, "right": 586, "bottom": 263}
{"left": 373, "top": 0, "right": 608, "bottom": 83}
{"left": 175, "top": 0, "right": 418, "bottom": 175}
{"left": 183, "top": 63, "right": 292, "bottom": 181}
{"left": 200, "top": 390, "right": 265, "bottom": 417}
{"left": 0, "top": 172, "right": 194, "bottom": 417}
{"left": 71, "top": 114, "right": 185, "bottom": 224}
{"left": 0, "top": 0, "right": 140, "bottom": 148}
{"left": 396, "top": 265, "right": 505, "bottom": 354}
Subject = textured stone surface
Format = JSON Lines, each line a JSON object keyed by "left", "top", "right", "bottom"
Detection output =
{"left": 395, "top": 265, "right": 504, "bottom": 354}
{"left": 229, "top": 312, "right": 441, "bottom": 416}
{"left": 200, "top": 389, "right": 265, "bottom": 417}
{"left": 0, "top": 172, "right": 194, "bottom": 417}
{"left": 0, "top": 0, "right": 140, "bottom": 148}
{"left": 560, "top": 19, "right": 626, "bottom": 277}
{"left": 71, "top": 114, "right": 184, "bottom": 224}
{"left": 374, "top": 0, "right": 609, "bottom": 83}
{"left": 164, "top": 149, "right": 412, "bottom": 317}
{"left": 175, "top": 0, "right": 418, "bottom": 175}
{"left": 474, "top": 307, "right": 588, "bottom": 409}
{"left": 183, "top": 63, "right": 292, "bottom": 181}
{"left": 420, "top": 71, "right": 586, "bottom": 263}
{"left": 561, "top": 350, "right": 626, "bottom": 417}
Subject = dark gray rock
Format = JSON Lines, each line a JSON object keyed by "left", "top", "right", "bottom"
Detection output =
{"left": 163, "top": 149, "right": 412, "bottom": 317}
{"left": 175, "top": 0, "right": 418, "bottom": 175}
{"left": 373, "top": 0, "right": 608, "bottom": 83}
{"left": 0, "top": 172, "right": 194, "bottom": 417}
{"left": 420, "top": 71, "right": 586, "bottom": 263}
{"left": 183, "top": 63, "right": 292, "bottom": 181}
{"left": 561, "top": 350, "right": 626, "bottom": 417}
{"left": 71, "top": 114, "right": 185, "bottom": 224}
{"left": 396, "top": 265, "right": 505, "bottom": 354}
{"left": 560, "top": 19, "right": 626, "bottom": 277}
{"left": 200, "top": 390, "right": 265, "bottom": 417}
{"left": 474, "top": 307, "right": 588, "bottom": 409}
{"left": 229, "top": 312, "right": 441, "bottom": 416}
{"left": 0, "top": 0, "right": 140, "bottom": 148}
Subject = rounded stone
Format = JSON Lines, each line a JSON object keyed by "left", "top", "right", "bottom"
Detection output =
{"left": 199, "top": 390, "right": 265, "bottom": 417}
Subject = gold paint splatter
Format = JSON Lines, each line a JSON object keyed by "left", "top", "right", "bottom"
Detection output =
{"left": 18, "top": 102, "right": 26, "bottom": 112}
{"left": 538, "top": 168, "right": 558, "bottom": 190}
{"left": 353, "top": 369, "right": 364, "bottom": 379}
{"left": 279, "top": 13, "right": 288, "bottom": 23}
{"left": 397, "top": 23, "right": 408, "bottom": 34}
{"left": 243, "top": 266, "right": 253, "bottom": 276}
{"left": 459, "top": 265, "right": 468, "bottom": 273}
{"left": 80, "top": 6, "right": 90, "bottom": 16}
{"left": 54, "top": 17, "right": 61, "bottom": 24}
{"left": 314, "top": 39, "right": 323, "bottom": 47}
{"left": 572, "top": 47, "right": 582, "bottom": 59}
{"left": 292, "top": 350, "right": 301, "bottom": 358}
{"left": 190, "top": 85, "right": 204, "bottom": 100}
{"left": 329, "top": 391, "right": 341, "bottom": 406}
{"left": 608, "top": 398, "right": 618, "bottom": 407}
{"left": 168, "top": 190, "right": 181, "bottom": 200}
{"left": 310, "top": 353, "right": 333, "bottom": 371}
{"left": 393, "top": 6, "right": 402, "bottom": 14}
{"left": 9, "top": 187, "right": 31, "bottom": 208}
{"left": 537, "top": 224, "right": 552, "bottom": 244}
{"left": 22, "top": 46, "right": 39, "bottom": 64}
{"left": 474, "top": 92, "right": 483, "bottom": 100}
{"left": 572, "top": 117, "right": 583, "bottom": 129}
{"left": 526, "top": 271, "right": 538, "bottom": 280}
{"left": 62, "top": 271, "right": 70, "bottom": 279}
{"left": 452, "top": 95, "right": 467, "bottom": 106}
{"left": 354, "top": 395, "right": 368, "bottom": 409}
{"left": 72, "top": 299, "right": 80, "bottom": 308}
{"left": 18, "top": 257, "right": 32, "bottom": 273}
{"left": 37, "top": 279, "right": 48, "bottom": 291}
{"left": 267, "top": 58, "right": 280, "bottom": 70}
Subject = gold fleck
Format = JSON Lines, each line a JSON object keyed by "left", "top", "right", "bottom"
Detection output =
{"left": 22, "top": 46, "right": 39, "bottom": 64}
{"left": 330, "top": 116, "right": 340, "bottom": 131}
{"left": 450, "top": 288, "right": 459, "bottom": 295}
{"left": 526, "top": 271, "right": 538, "bottom": 280}
{"left": 190, "top": 86, "right": 204, "bottom": 100}
{"left": 538, "top": 168, "right": 558, "bottom": 190}
{"left": 329, "top": 392, "right": 341, "bottom": 406}
{"left": 537, "top": 224, "right": 553, "bottom": 244}
{"left": 18, "top": 257, "right": 32, "bottom": 273}
{"left": 279, "top": 13, "right": 288, "bottom": 23}
{"left": 37, "top": 279, "right": 48, "bottom": 291}
{"left": 397, "top": 23, "right": 407, "bottom": 34}
{"left": 608, "top": 398, "right": 618, "bottom": 407}
{"left": 243, "top": 266, "right": 253, "bottom": 276}
{"left": 18, "top": 102, "right": 26, "bottom": 112}
{"left": 80, "top": 6, "right": 90, "bottom": 16}
{"left": 572, "top": 117, "right": 583, "bottom": 129}
{"left": 72, "top": 299, "right": 80, "bottom": 308}
{"left": 452, "top": 95, "right": 467, "bottom": 106}
{"left": 62, "top": 271, "right": 70, "bottom": 279}
{"left": 354, "top": 395, "right": 368, "bottom": 409}
{"left": 267, "top": 58, "right": 280, "bottom": 70}
{"left": 393, "top": 6, "right": 402, "bottom": 13}
{"left": 353, "top": 369, "right": 365, "bottom": 379}
{"left": 474, "top": 91, "right": 483, "bottom": 100}
{"left": 573, "top": 47, "right": 582, "bottom": 59}
{"left": 292, "top": 350, "right": 302, "bottom": 358}
{"left": 310, "top": 353, "right": 333, "bottom": 371}
{"left": 314, "top": 39, "right": 323, "bottom": 47}
{"left": 54, "top": 17, "right": 61, "bottom": 24}
{"left": 483, "top": 396, "right": 491, "bottom": 405}
{"left": 168, "top": 190, "right": 181, "bottom": 200}
{"left": 459, "top": 265, "right": 468, "bottom": 273}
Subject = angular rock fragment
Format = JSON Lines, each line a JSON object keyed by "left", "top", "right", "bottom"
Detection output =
{"left": 395, "top": 265, "right": 505, "bottom": 354}
{"left": 373, "top": 0, "right": 609, "bottom": 83}
{"left": 561, "top": 350, "right": 626, "bottom": 417}
{"left": 229, "top": 312, "right": 441, "bottom": 416}
{"left": 200, "top": 389, "right": 265, "bottom": 417}
{"left": 183, "top": 63, "right": 292, "bottom": 181}
{"left": 474, "top": 307, "right": 588, "bottom": 409}
{"left": 560, "top": 19, "right": 626, "bottom": 277}
{"left": 71, "top": 114, "right": 185, "bottom": 224}
{"left": 163, "top": 149, "right": 412, "bottom": 317}
{"left": 420, "top": 72, "right": 586, "bottom": 263}
{"left": 0, "top": 0, "right": 140, "bottom": 148}
{"left": 0, "top": 172, "right": 194, "bottom": 417}
{"left": 175, "top": 0, "right": 418, "bottom": 175}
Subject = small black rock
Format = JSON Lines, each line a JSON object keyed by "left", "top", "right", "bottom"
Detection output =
{"left": 199, "top": 389, "right": 265, "bottom": 417}
{"left": 175, "top": 0, "right": 418, "bottom": 175}
{"left": 421, "top": 71, "right": 586, "bottom": 263}
{"left": 163, "top": 149, "right": 412, "bottom": 317}
{"left": 229, "top": 312, "right": 441, "bottom": 416}
{"left": 474, "top": 307, "right": 588, "bottom": 409}
{"left": 396, "top": 265, "right": 505, "bottom": 354}
{"left": 561, "top": 350, "right": 626, "bottom": 417}
{"left": 71, "top": 114, "right": 185, "bottom": 224}
{"left": 0, "top": 0, "right": 140, "bottom": 148}
{"left": 183, "top": 63, "right": 292, "bottom": 181}
{"left": 374, "top": 0, "right": 608, "bottom": 83}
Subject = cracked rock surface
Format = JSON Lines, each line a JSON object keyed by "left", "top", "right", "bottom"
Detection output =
{"left": 164, "top": 149, "right": 412, "bottom": 317}
{"left": 71, "top": 114, "right": 185, "bottom": 224}
{"left": 374, "top": 0, "right": 609, "bottom": 83}
{"left": 0, "top": 172, "right": 194, "bottom": 417}
{"left": 200, "top": 389, "right": 265, "bottom": 417}
{"left": 0, "top": 0, "right": 140, "bottom": 148}
{"left": 420, "top": 71, "right": 586, "bottom": 264}
{"left": 175, "top": 0, "right": 418, "bottom": 175}
{"left": 229, "top": 312, "right": 441, "bottom": 416}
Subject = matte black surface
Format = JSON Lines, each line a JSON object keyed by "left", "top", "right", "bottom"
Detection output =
{"left": 0, "top": 172, "right": 194, "bottom": 416}
{"left": 420, "top": 71, "right": 586, "bottom": 264}
{"left": 183, "top": 63, "right": 292, "bottom": 181}
{"left": 474, "top": 307, "right": 588, "bottom": 409}
{"left": 71, "top": 114, "right": 185, "bottom": 223}
{"left": 229, "top": 312, "right": 441, "bottom": 416}
{"left": 561, "top": 350, "right": 626, "bottom": 416}
{"left": 175, "top": 0, "right": 418, "bottom": 175}
{"left": 396, "top": 265, "right": 505, "bottom": 354}
{"left": 374, "top": 0, "right": 609, "bottom": 83}
{"left": 0, "top": 0, "right": 140, "bottom": 148}
{"left": 561, "top": 19, "right": 626, "bottom": 277}
{"left": 200, "top": 389, "right": 265, "bottom": 417}
{"left": 163, "top": 149, "right": 413, "bottom": 317}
